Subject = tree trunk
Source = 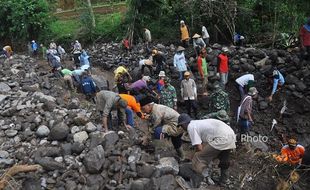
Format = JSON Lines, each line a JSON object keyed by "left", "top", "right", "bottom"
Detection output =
{"left": 87, "top": 0, "right": 96, "bottom": 28}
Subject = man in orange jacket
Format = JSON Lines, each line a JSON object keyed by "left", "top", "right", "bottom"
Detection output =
{"left": 120, "top": 94, "right": 143, "bottom": 128}
{"left": 274, "top": 138, "right": 305, "bottom": 165}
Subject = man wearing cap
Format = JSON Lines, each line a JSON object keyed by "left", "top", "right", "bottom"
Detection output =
{"left": 181, "top": 71, "right": 198, "bottom": 118}
{"left": 96, "top": 90, "right": 130, "bottom": 131}
{"left": 217, "top": 47, "right": 229, "bottom": 87}
{"left": 160, "top": 77, "right": 177, "bottom": 110}
{"left": 197, "top": 48, "right": 209, "bottom": 95}
{"left": 274, "top": 137, "right": 305, "bottom": 165}
{"left": 193, "top": 33, "right": 206, "bottom": 57}
{"left": 152, "top": 49, "right": 166, "bottom": 75}
{"left": 140, "top": 96, "right": 185, "bottom": 159}
{"left": 119, "top": 94, "right": 144, "bottom": 128}
{"left": 177, "top": 114, "right": 236, "bottom": 185}
{"left": 267, "top": 69, "right": 285, "bottom": 102}
{"left": 180, "top": 20, "right": 190, "bottom": 48}
{"left": 235, "top": 74, "right": 255, "bottom": 99}
{"left": 173, "top": 46, "right": 188, "bottom": 80}
{"left": 208, "top": 82, "right": 230, "bottom": 114}
{"left": 238, "top": 87, "right": 258, "bottom": 135}
{"left": 299, "top": 17, "right": 310, "bottom": 60}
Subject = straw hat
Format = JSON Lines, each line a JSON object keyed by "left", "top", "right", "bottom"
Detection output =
{"left": 152, "top": 49, "right": 158, "bottom": 56}
{"left": 192, "top": 34, "right": 201, "bottom": 39}
{"left": 176, "top": 46, "right": 185, "bottom": 52}
{"left": 184, "top": 71, "right": 190, "bottom": 76}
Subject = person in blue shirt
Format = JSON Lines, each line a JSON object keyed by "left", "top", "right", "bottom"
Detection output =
{"left": 79, "top": 50, "right": 90, "bottom": 67}
{"left": 31, "top": 40, "right": 38, "bottom": 57}
{"left": 81, "top": 71, "right": 97, "bottom": 103}
{"left": 268, "top": 70, "right": 285, "bottom": 102}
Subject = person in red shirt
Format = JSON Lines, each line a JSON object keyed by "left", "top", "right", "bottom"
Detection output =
{"left": 274, "top": 138, "right": 305, "bottom": 166}
{"left": 217, "top": 47, "right": 229, "bottom": 87}
{"left": 299, "top": 17, "right": 310, "bottom": 60}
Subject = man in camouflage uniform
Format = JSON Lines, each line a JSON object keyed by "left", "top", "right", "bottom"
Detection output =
{"left": 160, "top": 77, "right": 177, "bottom": 110}
{"left": 201, "top": 110, "right": 230, "bottom": 125}
{"left": 208, "top": 83, "right": 230, "bottom": 113}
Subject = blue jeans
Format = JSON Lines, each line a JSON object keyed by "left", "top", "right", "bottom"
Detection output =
{"left": 238, "top": 84, "right": 245, "bottom": 99}
{"left": 179, "top": 71, "right": 185, "bottom": 81}
{"left": 239, "top": 118, "right": 252, "bottom": 134}
{"left": 125, "top": 108, "right": 134, "bottom": 127}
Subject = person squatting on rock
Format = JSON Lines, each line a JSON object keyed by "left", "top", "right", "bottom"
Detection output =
{"left": 267, "top": 69, "right": 285, "bottom": 102}
{"left": 96, "top": 90, "right": 130, "bottom": 131}
{"left": 273, "top": 138, "right": 305, "bottom": 166}
{"left": 160, "top": 77, "right": 177, "bottom": 110}
{"left": 235, "top": 73, "right": 255, "bottom": 99}
{"left": 81, "top": 71, "right": 97, "bottom": 103}
{"left": 177, "top": 114, "right": 236, "bottom": 185}
{"left": 173, "top": 46, "right": 188, "bottom": 81}
{"left": 180, "top": 20, "right": 190, "bottom": 48}
{"left": 217, "top": 47, "right": 229, "bottom": 87}
{"left": 197, "top": 48, "right": 209, "bottom": 95}
{"left": 181, "top": 71, "right": 198, "bottom": 119}
{"left": 72, "top": 40, "right": 82, "bottom": 68}
{"left": 140, "top": 96, "right": 185, "bottom": 160}
{"left": 152, "top": 49, "right": 167, "bottom": 75}
{"left": 61, "top": 68, "right": 74, "bottom": 90}
{"left": 192, "top": 33, "right": 206, "bottom": 58}
{"left": 119, "top": 94, "right": 144, "bottom": 128}
{"left": 237, "top": 87, "right": 258, "bottom": 135}
{"left": 299, "top": 17, "right": 310, "bottom": 61}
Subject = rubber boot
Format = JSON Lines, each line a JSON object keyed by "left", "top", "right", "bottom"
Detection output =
{"left": 219, "top": 169, "right": 229, "bottom": 186}
{"left": 176, "top": 147, "right": 185, "bottom": 161}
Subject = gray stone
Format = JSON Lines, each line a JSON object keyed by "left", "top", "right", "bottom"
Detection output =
{"left": 0, "top": 151, "right": 9, "bottom": 158}
{"left": 65, "top": 180, "right": 77, "bottom": 190}
{"left": 249, "top": 139, "right": 269, "bottom": 152}
{"left": 73, "top": 131, "right": 89, "bottom": 143}
{"left": 83, "top": 145, "right": 105, "bottom": 174}
{"left": 33, "top": 92, "right": 56, "bottom": 102}
{"left": 35, "top": 157, "right": 65, "bottom": 171}
{"left": 254, "top": 56, "right": 269, "bottom": 68}
{"left": 0, "top": 82, "right": 11, "bottom": 93}
{"left": 71, "top": 126, "right": 80, "bottom": 134}
{"left": 103, "top": 131, "right": 119, "bottom": 148}
{"left": 259, "top": 101, "right": 269, "bottom": 110}
{"left": 296, "top": 81, "right": 307, "bottom": 92}
{"left": 61, "top": 143, "right": 72, "bottom": 155}
{"left": 37, "top": 147, "right": 62, "bottom": 157}
{"left": 137, "top": 164, "right": 155, "bottom": 178}
{"left": 73, "top": 114, "right": 89, "bottom": 126}
{"left": 86, "top": 122, "right": 97, "bottom": 132}
{"left": 22, "top": 177, "right": 41, "bottom": 190}
{"left": 36, "top": 125, "right": 50, "bottom": 137}
{"left": 130, "top": 178, "right": 151, "bottom": 190}
{"left": 49, "top": 122, "right": 69, "bottom": 141}
{"left": 156, "top": 157, "right": 179, "bottom": 175}
{"left": 5, "top": 129, "right": 18, "bottom": 137}
{"left": 71, "top": 142, "right": 85, "bottom": 154}
{"left": 67, "top": 98, "right": 80, "bottom": 109}
{"left": 152, "top": 174, "right": 177, "bottom": 190}
{"left": 0, "top": 95, "right": 8, "bottom": 104}
{"left": 86, "top": 174, "right": 105, "bottom": 189}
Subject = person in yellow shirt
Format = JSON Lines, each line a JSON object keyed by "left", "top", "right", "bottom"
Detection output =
{"left": 274, "top": 138, "right": 305, "bottom": 165}
{"left": 2, "top": 46, "right": 13, "bottom": 59}
{"left": 180, "top": 20, "right": 190, "bottom": 48}
{"left": 114, "top": 65, "right": 132, "bottom": 93}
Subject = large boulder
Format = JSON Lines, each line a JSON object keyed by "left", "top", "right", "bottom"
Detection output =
{"left": 83, "top": 145, "right": 105, "bottom": 174}
{"left": 49, "top": 122, "right": 70, "bottom": 141}
{"left": 155, "top": 157, "right": 179, "bottom": 175}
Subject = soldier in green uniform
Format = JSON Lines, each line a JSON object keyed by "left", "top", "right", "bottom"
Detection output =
{"left": 201, "top": 110, "right": 230, "bottom": 125}
{"left": 160, "top": 77, "right": 177, "bottom": 110}
{"left": 208, "top": 83, "right": 230, "bottom": 113}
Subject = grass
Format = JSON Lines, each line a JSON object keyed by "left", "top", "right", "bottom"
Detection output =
{"left": 50, "top": 19, "right": 80, "bottom": 39}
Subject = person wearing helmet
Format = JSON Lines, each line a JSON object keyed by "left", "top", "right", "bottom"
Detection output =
{"left": 181, "top": 71, "right": 198, "bottom": 118}
{"left": 217, "top": 47, "right": 229, "bottom": 87}
{"left": 177, "top": 114, "right": 236, "bottom": 185}
{"left": 274, "top": 137, "right": 305, "bottom": 165}
{"left": 267, "top": 69, "right": 285, "bottom": 102}
{"left": 160, "top": 77, "right": 177, "bottom": 110}
{"left": 299, "top": 17, "right": 310, "bottom": 60}
{"left": 180, "top": 20, "right": 190, "bottom": 48}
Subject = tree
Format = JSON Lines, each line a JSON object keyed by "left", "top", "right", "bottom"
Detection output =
{"left": 86, "top": 0, "right": 96, "bottom": 28}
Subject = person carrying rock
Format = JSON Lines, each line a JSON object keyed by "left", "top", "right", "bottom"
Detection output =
{"left": 177, "top": 114, "right": 236, "bottom": 185}
{"left": 81, "top": 71, "right": 97, "bottom": 103}
{"left": 114, "top": 65, "right": 132, "bottom": 94}
{"left": 61, "top": 68, "right": 74, "bottom": 90}
{"left": 152, "top": 49, "right": 166, "bottom": 75}
{"left": 208, "top": 82, "right": 230, "bottom": 114}
{"left": 237, "top": 87, "right": 258, "bottom": 135}
{"left": 235, "top": 74, "right": 255, "bottom": 99}
{"left": 197, "top": 48, "right": 209, "bottom": 95}
{"left": 193, "top": 34, "right": 206, "bottom": 57}
{"left": 299, "top": 17, "right": 310, "bottom": 60}
{"left": 267, "top": 69, "right": 285, "bottom": 102}
{"left": 217, "top": 47, "right": 229, "bottom": 87}
{"left": 181, "top": 71, "right": 198, "bottom": 119}
{"left": 160, "top": 77, "right": 177, "bottom": 110}
{"left": 140, "top": 96, "right": 185, "bottom": 160}
{"left": 273, "top": 137, "right": 305, "bottom": 166}
{"left": 180, "top": 20, "right": 190, "bottom": 48}
{"left": 120, "top": 94, "right": 144, "bottom": 128}
{"left": 72, "top": 40, "right": 82, "bottom": 68}
{"left": 96, "top": 90, "right": 130, "bottom": 131}
{"left": 173, "top": 46, "right": 188, "bottom": 81}
{"left": 202, "top": 25, "right": 210, "bottom": 46}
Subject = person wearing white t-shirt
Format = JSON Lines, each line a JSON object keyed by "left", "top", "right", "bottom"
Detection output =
{"left": 177, "top": 114, "right": 236, "bottom": 185}
{"left": 235, "top": 74, "right": 255, "bottom": 98}
{"left": 202, "top": 25, "right": 210, "bottom": 46}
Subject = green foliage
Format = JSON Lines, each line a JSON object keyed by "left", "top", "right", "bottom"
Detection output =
{"left": 0, "top": 0, "right": 52, "bottom": 44}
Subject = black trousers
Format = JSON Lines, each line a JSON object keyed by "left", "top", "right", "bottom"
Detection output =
{"left": 141, "top": 65, "right": 153, "bottom": 75}
{"left": 170, "top": 134, "right": 183, "bottom": 149}
{"left": 185, "top": 99, "right": 198, "bottom": 118}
